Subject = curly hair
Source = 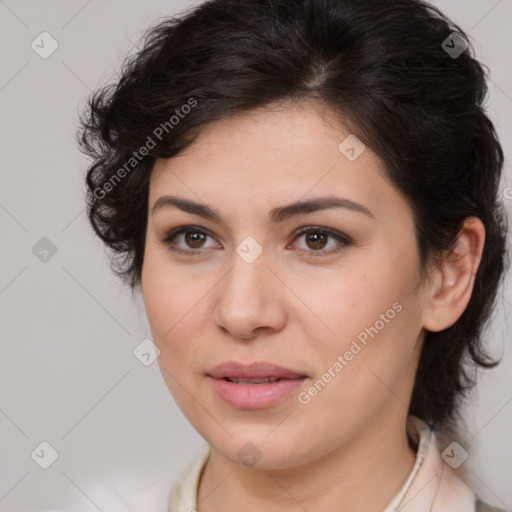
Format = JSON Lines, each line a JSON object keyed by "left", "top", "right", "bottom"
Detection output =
{"left": 78, "top": 0, "right": 508, "bottom": 433}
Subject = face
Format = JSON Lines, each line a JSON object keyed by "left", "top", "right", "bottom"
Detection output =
{"left": 141, "top": 101, "right": 429, "bottom": 470}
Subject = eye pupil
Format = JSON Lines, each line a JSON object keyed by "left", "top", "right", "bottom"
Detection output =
{"left": 185, "top": 231, "right": 206, "bottom": 248}
{"left": 306, "top": 232, "right": 327, "bottom": 250}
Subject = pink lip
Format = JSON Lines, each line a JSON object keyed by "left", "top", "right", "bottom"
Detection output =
{"left": 207, "top": 361, "right": 308, "bottom": 409}
{"left": 208, "top": 361, "right": 307, "bottom": 380}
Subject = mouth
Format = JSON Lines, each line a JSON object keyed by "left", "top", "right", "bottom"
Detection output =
{"left": 222, "top": 377, "right": 287, "bottom": 384}
{"left": 207, "top": 360, "right": 308, "bottom": 381}
{"left": 207, "top": 361, "right": 308, "bottom": 409}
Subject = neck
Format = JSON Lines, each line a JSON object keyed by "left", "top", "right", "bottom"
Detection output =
{"left": 197, "top": 411, "right": 417, "bottom": 512}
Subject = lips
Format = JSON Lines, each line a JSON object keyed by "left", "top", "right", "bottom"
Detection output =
{"left": 207, "top": 361, "right": 308, "bottom": 409}
{"left": 208, "top": 361, "right": 307, "bottom": 381}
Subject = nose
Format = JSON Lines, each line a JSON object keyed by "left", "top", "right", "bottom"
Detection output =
{"left": 213, "top": 248, "right": 287, "bottom": 340}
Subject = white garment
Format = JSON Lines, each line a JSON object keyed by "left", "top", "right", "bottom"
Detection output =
{"left": 168, "top": 416, "right": 477, "bottom": 512}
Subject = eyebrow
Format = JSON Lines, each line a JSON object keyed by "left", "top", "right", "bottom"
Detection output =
{"left": 151, "top": 195, "right": 376, "bottom": 224}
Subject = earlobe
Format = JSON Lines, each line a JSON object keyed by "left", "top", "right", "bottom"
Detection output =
{"left": 422, "top": 217, "right": 485, "bottom": 332}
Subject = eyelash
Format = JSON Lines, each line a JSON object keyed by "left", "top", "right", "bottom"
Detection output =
{"left": 160, "top": 225, "right": 352, "bottom": 258}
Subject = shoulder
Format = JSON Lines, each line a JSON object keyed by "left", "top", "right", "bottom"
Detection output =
{"left": 475, "top": 499, "right": 508, "bottom": 512}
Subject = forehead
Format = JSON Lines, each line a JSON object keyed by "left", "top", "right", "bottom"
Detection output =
{"left": 148, "top": 102, "right": 403, "bottom": 222}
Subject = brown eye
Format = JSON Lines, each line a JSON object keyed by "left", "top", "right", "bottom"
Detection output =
{"left": 304, "top": 231, "right": 328, "bottom": 250}
{"left": 291, "top": 226, "right": 351, "bottom": 257}
{"left": 184, "top": 231, "right": 208, "bottom": 248}
{"left": 162, "top": 226, "right": 220, "bottom": 255}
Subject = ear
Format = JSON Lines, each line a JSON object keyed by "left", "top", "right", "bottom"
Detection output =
{"left": 422, "top": 217, "right": 485, "bottom": 332}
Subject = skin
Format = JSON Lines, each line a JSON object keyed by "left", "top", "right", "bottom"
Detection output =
{"left": 141, "top": 100, "right": 485, "bottom": 512}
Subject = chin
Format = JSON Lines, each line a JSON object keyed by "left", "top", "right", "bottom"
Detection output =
{"left": 207, "top": 430, "right": 313, "bottom": 471}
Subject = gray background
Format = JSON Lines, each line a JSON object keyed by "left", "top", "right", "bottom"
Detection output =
{"left": 0, "top": 0, "right": 510, "bottom": 510}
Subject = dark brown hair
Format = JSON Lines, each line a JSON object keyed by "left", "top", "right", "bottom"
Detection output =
{"left": 78, "top": 0, "right": 508, "bottom": 432}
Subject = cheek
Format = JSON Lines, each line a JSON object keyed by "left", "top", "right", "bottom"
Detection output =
{"left": 142, "top": 243, "right": 194, "bottom": 332}
{"left": 141, "top": 253, "right": 219, "bottom": 381}
{"left": 141, "top": 254, "right": 197, "bottom": 357}
{"left": 142, "top": 264, "right": 207, "bottom": 410}
{"left": 297, "top": 245, "right": 423, "bottom": 379}
{"left": 294, "top": 267, "right": 411, "bottom": 350}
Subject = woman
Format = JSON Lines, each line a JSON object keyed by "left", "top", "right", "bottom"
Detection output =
{"left": 79, "top": 0, "right": 509, "bottom": 510}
